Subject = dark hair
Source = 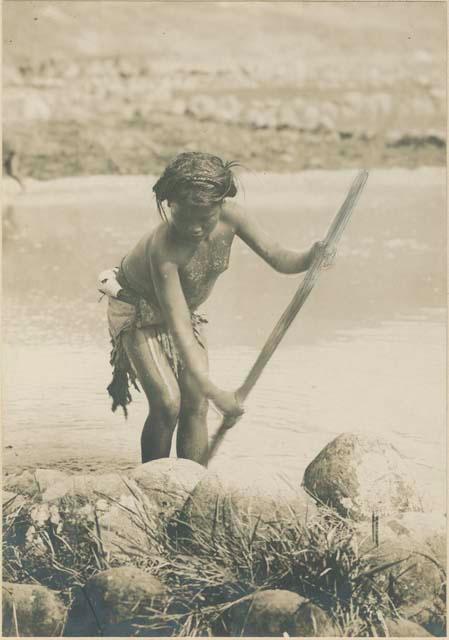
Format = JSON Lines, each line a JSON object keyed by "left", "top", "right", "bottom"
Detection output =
{"left": 152, "top": 152, "right": 239, "bottom": 221}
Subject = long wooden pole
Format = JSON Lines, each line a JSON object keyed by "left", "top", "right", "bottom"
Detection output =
{"left": 202, "top": 169, "right": 369, "bottom": 466}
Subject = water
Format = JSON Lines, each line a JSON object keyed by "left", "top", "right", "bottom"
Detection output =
{"left": 2, "top": 169, "right": 446, "bottom": 508}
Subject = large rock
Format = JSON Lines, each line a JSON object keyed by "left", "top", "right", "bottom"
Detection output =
{"left": 95, "top": 492, "right": 160, "bottom": 564}
{"left": 293, "top": 601, "right": 340, "bottom": 637}
{"left": 228, "top": 590, "right": 304, "bottom": 636}
{"left": 42, "top": 473, "right": 160, "bottom": 564}
{"left": 4, "top": 468, "right": 70, "bottom": 498}
{"left": 130, "top": 457, "right": 207, "bottom": 520}
{"left": 64, "top": 566, "right": 168, "bottom": 636}
{"left": 42, "top": 471, "right": 136, "bottom": 503}
{"left": 303, "top": 433, "right": 422, "bottom": 520}
{"left": 2, "top": 490, "right": 27, "bottom": 514}
{"left": 383, "top": 618, "right": 432, "bottom": 637}
{"left": 3, "top": 90, "right": 52, "bottom": 122}
{"left": 227, "top": 590, "right": 339, "bottom": 636}
{"left": 2, "top": 582, "right": 66, "bottom": 637}
{"left": 356, "top": 512, "right": 446, "bottom": 609}
{"left": 402, "top": 598, "right": 446, "bottom": 637}
{"left": 177, "top": 460, "right": 318, "bottom": 549}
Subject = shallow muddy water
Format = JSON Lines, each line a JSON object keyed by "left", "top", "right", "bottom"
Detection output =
{"left": 2, "top": 169, "right": 446, "bottom": 508}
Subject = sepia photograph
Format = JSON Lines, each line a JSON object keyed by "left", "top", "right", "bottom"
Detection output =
{"left": 2, "top": 1, "right": 447, "bottom": 637}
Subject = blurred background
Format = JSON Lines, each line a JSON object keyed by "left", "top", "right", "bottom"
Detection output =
{"left": 3, "top": 1, "right": 446, "bottom": 177}
{"left": 2, "top": 2, "right": 446, "bottom": 509}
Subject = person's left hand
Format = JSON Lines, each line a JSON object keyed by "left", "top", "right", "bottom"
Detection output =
{"left": 309, "top": 241, "right": 336, "bottom": 270}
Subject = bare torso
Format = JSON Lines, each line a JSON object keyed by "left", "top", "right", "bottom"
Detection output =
{"left": 178, "top": 224, "right": 234, "bottom": 308}
{"left": 121, "top": 209, "right": 236, "bottom": 312}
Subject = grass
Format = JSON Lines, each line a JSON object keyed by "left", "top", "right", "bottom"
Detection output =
{"left": 2, "top": 486, "right": 446, "bottom": 636}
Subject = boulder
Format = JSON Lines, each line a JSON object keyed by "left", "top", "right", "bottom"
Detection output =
{"left": 130, "top": 457, "right": 207, "bottom": 520}
{"left": 293, "top": 601, "right": 340, "bottom": 637}
{"left": 42, "top": 471, "right": 136, "bottom": 503}
{"left": 186, "top": 94, "right": 216, "bottom": 121}
{"left": 2, "top": 490, "right": 27, "bottom": 514}
{"left": 177, "top": 460, "right": 318, "bottom": 549}
{"left": 2, "top": 582, "right": 66, "bottom": 637}
{"left": 64, "top": 566, "right": 168, "bottom": 636}
{"left": 3, "top": 91, "right": 52, "bottom": 122}
{"left": 44, "top": 473, "right": 161, "bottom": 564}
{"left": 383, "top": 618, "right": 432, "bottom": 637}
{"left": 402, "top": 598, "right": 446, "bottom": 637}
{"left": 96, "top": 493, "right": 160, "bottom": 564}
{"left": 303, "top": 433, "right": 422, "bottom": 520}
{"left": 4, "top": 468, "right": 69, "bottom": 497}
{"left": 356, "top": 512, "right": 446, "bottom": 609}
{"left": 227, "top": 590, "right": 339, "bottom": 636}
{"left": 228, "top": 590, "right": 304, "bottom": 636}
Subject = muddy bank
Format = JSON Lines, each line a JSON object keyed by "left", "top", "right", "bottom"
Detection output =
{"left": 3, "top": 3, "right": 446, "bottom": 177}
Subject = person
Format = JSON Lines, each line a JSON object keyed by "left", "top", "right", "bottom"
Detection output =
{"left": 99, "top": 152, "right": 329, "bottom": 465}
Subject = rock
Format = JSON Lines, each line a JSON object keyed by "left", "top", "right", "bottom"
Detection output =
{"left": 42, "top": 471, "right": 136, "bottom": 503}
{"left": 4, "top": 468, "right": 69, "bottom": 497}
{"left": 302, "top": 105, "right": 320, "bottom": 131}
{"left": 3, "top": 90, "right": 52, "bottom": 122}
{"left": 402, "top": 598, "right": 446, "bottom": 637}
{"left": 245, "top": 107, "right": 276, "bottom": 129}
{"left": 228, "top": 590, "right": 339, "bottom": 636}
{"left": 357, "top": 511, "right": 446, "bottom": 566}
{"left": 186, "top": 94, "right": 216, "bottom": 121}
{"left": 96, "top": 493, "right": 160, "bottom": 563}
{"left": 64, "top": 567, "right": 168, "bottom": 636}
{"left": 130, "top": 457, "right": 207, "bottom": 520}
{"left": 293, "top": 601, "right": 340, "bottom": 636}
{"left": 2, "top": 582, "right": 66, "bottom": 637}
{"left": 216, "top": 95, "right": 241, "bottom": 123}
{"left": 41, "top": 472, "right": 161, "bottom": 563}
{"left": 177, "top": 460, "right": 318, "bottom": 549}
{"left": 384, "top": 617, "right": 432, "bottom": 637}
{"left": 228, "top": 590, "right": 305, "bottom": 636}
{"left": 356, "top": 512, "right": 446, "bottom": 609}
{"left": 276, "top": 104, "right": 300, "bottom": 129}
{"left": 2, "top": 490, "right": 27, "bottom": 513}
{"left": 318, "top": 115, "right": 336, "bottom": 132}
{"left": 303, "top": 433, "right": 422, "bottom": 520}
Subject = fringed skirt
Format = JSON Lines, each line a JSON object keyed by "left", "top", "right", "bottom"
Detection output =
{"left": 107, "top": 296, "right": 207, "bottom": 417}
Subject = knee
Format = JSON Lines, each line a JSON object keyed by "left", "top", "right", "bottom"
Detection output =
{"left": 181, "top": 394, "right": 208, "bottom": 418}
{"left": 150, "top": 394, "right": 180, "bottom": 426}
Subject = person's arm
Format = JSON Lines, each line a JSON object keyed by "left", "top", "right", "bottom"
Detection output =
{"left": 226, "top": 205, "right": 317, "bottom": 274}
{"left": 150, "top": 247, "right": 243, "bottom": 417}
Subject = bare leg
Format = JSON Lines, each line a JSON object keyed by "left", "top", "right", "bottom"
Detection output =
{"left": 177, "top": 334, "right": 209, "bottom": 464}
{"left": 122, "top": 327, "right": 180, "bottom": 463}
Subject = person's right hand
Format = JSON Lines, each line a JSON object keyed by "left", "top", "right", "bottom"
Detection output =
{"left": 211, "top": 389, "right": 244, "bottom": 420}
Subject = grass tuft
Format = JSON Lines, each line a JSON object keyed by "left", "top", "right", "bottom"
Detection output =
{"left": 3, "top": 489, "right": 446, "bottom": 636}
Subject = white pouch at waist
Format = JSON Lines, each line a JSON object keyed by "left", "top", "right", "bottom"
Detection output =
{"left": 97, "top": 268, "right": 122, "bottom": 298}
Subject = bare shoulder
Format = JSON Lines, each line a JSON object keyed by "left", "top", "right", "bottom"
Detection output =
{"left": 150, "top": 223, "right": 193, "bottom": 271}
{"left": 221, "top": 200, "right": 245, "bottom": 231}
{"left": 148, "top": 224, "right": 176, "bottom": 266}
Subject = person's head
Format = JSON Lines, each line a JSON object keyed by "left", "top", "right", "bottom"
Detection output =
{"left": 152, "top": 152, "right": 238, "bottom": 241}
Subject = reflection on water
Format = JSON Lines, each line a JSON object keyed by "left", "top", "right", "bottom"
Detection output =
{"left": 2, "top": 171, "right": 446, "bottom": 508}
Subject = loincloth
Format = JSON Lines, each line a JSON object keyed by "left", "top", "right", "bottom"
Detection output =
{"left": 107, "top": 296, "right": 207, "bottom": 417}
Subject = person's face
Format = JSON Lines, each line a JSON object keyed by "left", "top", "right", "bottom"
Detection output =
{"left": 169, "top": 201, "right": 221, "bottom": 242}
